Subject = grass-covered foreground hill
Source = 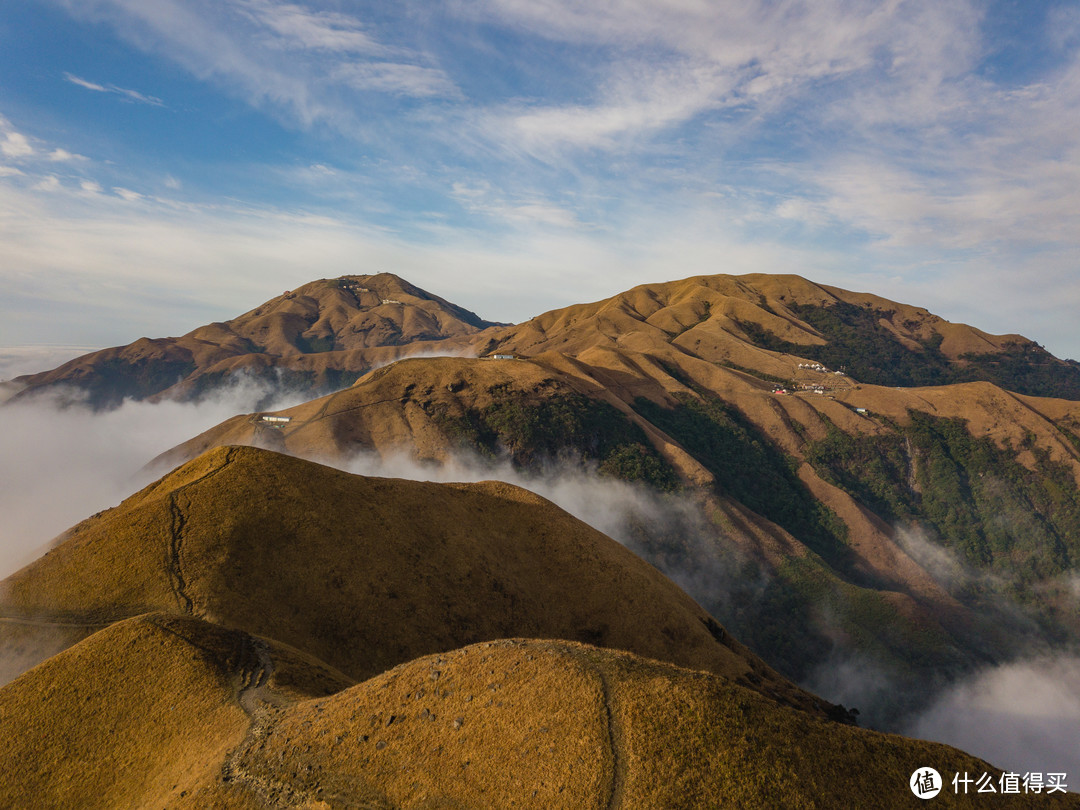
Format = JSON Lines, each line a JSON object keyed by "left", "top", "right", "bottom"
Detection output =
{"left": 3, "top": 447, "right": 1070, "bottom": 807}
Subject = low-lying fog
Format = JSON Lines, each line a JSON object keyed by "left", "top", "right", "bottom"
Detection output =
{"left": 1, "top": 381, "right": 1078, "bottom": 783}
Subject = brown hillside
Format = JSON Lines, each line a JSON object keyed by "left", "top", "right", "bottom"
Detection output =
{"left": 157, "top": 352, "right": 1001, "bottom": 617}
{"left": 477, "top": 272, "right": 1038, "bottom": 370}
{"left": 0, "top": 445, "right": 826, "bottom": 716}
{"left": 0, "top": 613, "right": 350, "bottom": 809}
{"left": 2, "top": 617, "right": 1071, "bottom": 809}
{"left": 9, "top": 273, "right": 493, "bottom": 407}
{"left": 10, "top": 271, "right": 1065, "bottom": 409}
{"left": 142, "top": 315, "right": 1080, "bottom": 732}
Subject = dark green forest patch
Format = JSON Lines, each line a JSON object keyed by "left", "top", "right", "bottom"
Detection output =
{"left": 806, "top": 412, "right": 1080, "bottom": 584}
{"left": 428, "top": 387, "right": 680, "bottom": 491}
{"left": 633, "top": 392, "right": 854, "bottom": 574}
{"left": 737, "top": 301, "right": 1080, "bottom": 399}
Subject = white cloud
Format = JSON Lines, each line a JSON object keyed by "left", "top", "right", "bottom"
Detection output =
{"left": 334, "top": 61, "right": 458, "bottom": 98}
{"left": 467, "top": 0, "right": 963, "bottom": 155}
{"left": 2, "top": 145, "right": 1079, "bottom": 359}
{"left": 0, "top": 167, "right": 24, "bottom": 178}
{"left": 48, "top": 149, "right": 85, "bottom": 162}
{"left": 0, "top": 130, "right": 33, "bottom": 159}
{"left": 31, "top": 175, "right": 62, "bottom": 192}
{"left": 499, "top": 202, "right": 578, "bottom": 228}
{"left": 114, "top": 86, "right": 166, "bottom": 106}
{"left": 450, "top": 180, "right": 580, "bottom": 229}
{"left": 908, "top": 655, "right": 1080, "bottom": 779}
{"left": 64, "top": 72, "right": 165, "bottom": 107}
{"left": 112, "top": 186, "right": 144, "bottom": 202}
{"left": 0, "top": 379, "right": 308, "bottom": 580}
{"left": 0, "top": 346, "right": 100, "bottom": 382}
{"left": 53, "top": 0, "right": 453, "bottom": 130}
{"left": 239, "top": 0, "right": 389, "bottom": 55}
{"left": 450, "top": 180, "right": 490, "bottom": 200}
{"left": 63, "top": 73, "right": 108, "bottom": 92}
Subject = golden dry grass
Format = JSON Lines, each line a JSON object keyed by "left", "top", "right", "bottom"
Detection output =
{"left": 0, "top": 612, "right": 351, "bottom": 808}
{"left": 150, "top": 274, "right": 1080, "bottom": 612}
{"left": 5, "top": 620, "right": 1073, "bottom": 808}
{"left": 0, "top": 445, "right": 826, "bottom": 716}
{"left": 1, "top": 447, "right": 1077, "bottom": 806}
{"left": 12, "top": 273, "right": 490, "bottom": 402}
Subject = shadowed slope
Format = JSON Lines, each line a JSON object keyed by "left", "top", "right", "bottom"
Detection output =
{"left": 143, "top": 324, "right": 1080, "bottom": 726}
{"left": 0, "top": 445, "right": 828, "bottom": 716}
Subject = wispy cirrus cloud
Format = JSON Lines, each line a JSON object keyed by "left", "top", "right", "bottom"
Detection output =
{"left": 466, "top": 0, "right": 965, "bottom": 153}
{"left": 333, "top": 62, "right": 460, "bottom": 98}
{"left": 237, "top": 0, "right": 391, "bottom": 55}
{"left": 1, "top": 117, "right": 87, "bottom": 165}
{"left": 64, "top": 72, "right": 166, "bottom": 107}
{"left": 51, "top": 0, "right": 458, "bottom": 132}
{"left": 450, "top": 180, "right": 580, "bottom": 228}
{"left": 13, "top": 0, "right": 1080, "bottom": 362}
{"left": 48, "top": 149, "right": 85, "bottom": 162}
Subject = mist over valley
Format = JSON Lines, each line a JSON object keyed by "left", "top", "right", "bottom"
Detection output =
{"left": 2, "top": 273, "right": 1080, "bottom": 805}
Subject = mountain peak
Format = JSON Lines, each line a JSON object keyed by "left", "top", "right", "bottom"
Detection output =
{"left": 8, "top": 274, "right": 497, "bottom": 408}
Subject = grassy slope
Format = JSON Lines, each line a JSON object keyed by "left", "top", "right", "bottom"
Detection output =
{"left": 5, "top": 615, "right": 1069, "bottom": 808}
{"left": 0, "top": 445, "right": 826, "bottom": 716}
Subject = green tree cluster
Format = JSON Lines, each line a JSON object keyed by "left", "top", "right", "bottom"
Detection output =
{"left": 737, "top": 301, "right": 1080, "bottom": 399}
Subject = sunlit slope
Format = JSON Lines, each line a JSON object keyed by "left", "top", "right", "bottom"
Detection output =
{"left": 481, "top": 272, "right": 1080, "bottom": 398}
{"left": 11, "top": 270, "right": 1080, "bottom": 408}
{"left": 2, "top": 619, "right": 1071, "bottom": 809}
{"left": 0, "top": 445, "right": 828, "bottom": 715}
{"left": 160, "top": 346, "right": 1080, "bottom": 619}
{"left": 8, "top": 273, "right": 492, "bottom": 407}
{"left": 0, "top": 613, "right": 351, "bottom": 809}
{"left": 230, "top": 638, "right": 1075, "bottom": 809}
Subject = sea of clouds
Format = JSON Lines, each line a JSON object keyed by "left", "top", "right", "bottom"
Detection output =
{"left": 1, "top": 372, "right": 1078, "bottom": 785}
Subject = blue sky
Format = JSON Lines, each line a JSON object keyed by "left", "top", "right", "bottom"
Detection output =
{"left": 2, "top": 0, "right": 1079, "bottom": 360}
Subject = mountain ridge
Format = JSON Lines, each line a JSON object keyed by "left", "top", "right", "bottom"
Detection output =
{"left": 9, "top": 271, "right": 1080, "bottom": 407}
{"left": 5, "top": 611, "right": 1060, "bottom": 808}
{"left": 6, "top": 272, "right": 1080, "bottom": 803}
{"left": 1, "top": 444, "right": 831, "bottom": 717}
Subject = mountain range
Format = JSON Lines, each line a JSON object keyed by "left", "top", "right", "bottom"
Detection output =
{"left": 135, "top": 274, "right": 1080, "bottom": 719}
{"left": 3, "top": 272, "right": 1080, "bottom": 805}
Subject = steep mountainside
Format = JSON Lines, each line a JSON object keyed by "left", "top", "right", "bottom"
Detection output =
{"left": 154, "top": 275, "right": 1080, "bottom": 726}
{"left": 6, "top": 274, "right": 1080, "bottom": 804}
{"left": 477, "top": 273, "right": 1080, "bottom": 399}
{"left": 7, "top": 447, "right": 1035, "bottom": 806}
{"left": 7, "top": 273, "right": 494, "bottom": 408}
